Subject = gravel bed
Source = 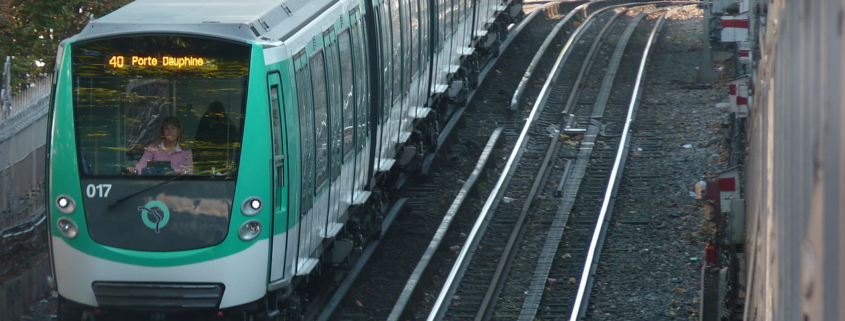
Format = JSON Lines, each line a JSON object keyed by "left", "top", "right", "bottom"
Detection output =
{"left": 584, "top": 5, "right": 732, "bottom": 320}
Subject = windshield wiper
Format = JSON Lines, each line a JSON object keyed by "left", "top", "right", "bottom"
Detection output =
{"left": 108, "top": 175, "right": 186, "bottom": 208}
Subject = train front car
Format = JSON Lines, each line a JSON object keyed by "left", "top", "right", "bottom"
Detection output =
{"left": 48, "top": 23, "right": 274, "bottom": 321}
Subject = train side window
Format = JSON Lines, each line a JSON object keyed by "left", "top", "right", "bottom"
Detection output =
{"left": 323, "top": 30, "right": 342, "bottom": 182}
{"left": 441, "top": 0, "right": 449, "bottom": 42}
{"left": 451, "top": 0, "right": 459, "bottom": 36}
{"left": 436, "top": 0, "right": 443, "bottom": 43}
{"left": 310, "top": 51, "right": 329, "bottom": 193}
{"left": 456, "top": 0, "right": 462, "bottom": 35}
{"left": 324, "top": 31, "right": 342, "bottom": 119}
{"left": 378, "top": 2, "right": 392, "bottom": 122}
{"left": 351, "top": 21, "right": 369, "bottom": 156}
{"left": 420, "top": 0, "right": 429, "bottom": 69}
{"left": 407, "top": 0, "right": 417, "bottom": 81}
{"left": 295, "top": 55, "right": 314, "bottom": 214}
{"left": 269, "top": 82, "right": 284, "bottom": 187}
{"left": 339, "top": 30, "right": 355, "bottom": 161}
{"left": 464, "top": 0, "right": 471, "bottom": 25}
{"left": 391, "top": 0, "right": 403, "bottom": 100}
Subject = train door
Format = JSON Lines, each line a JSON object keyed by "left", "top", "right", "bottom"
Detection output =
{"left": 389, "top": 0, "right": 404, "bottom": 153}
{"left": 398, "top": 0, "right": 413, "bottom": 142}
{"left": 432, "top": 0, "right": 449, "bottom": 95}
{"left": 292, "top": 50, "right": 319, "bottom": 275}
{"left": 310, "top": 48, "right": 330, "bottom": 257}
{"left": 446, "top": 0, "right": 458, "bottom": 77}
{"left": 408, "top": 0, "right": 421, "bottom": 107}
{"left": 267, "top": 72, "right": 290, "bottom": 282}
{"left": 374, "top": 1, "right": 392, "bottom": 170}
{"left": 323, "top": 26, "right": 346, "bottom": 237}
{"left": 418, "top": 0, "right": 432, "bottom": 104}
{"left": 350, "top": 15, "right": 371, "bottom": 198}
{"left": 338, "top": 28, "right": 357, "bottom": 207}
{"left": 456, "top": 0, "right": 467, "bottom": 51}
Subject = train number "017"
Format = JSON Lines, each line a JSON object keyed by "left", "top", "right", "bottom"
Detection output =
{"left": 86, "top": 184, "right": 113, "bottom": 198}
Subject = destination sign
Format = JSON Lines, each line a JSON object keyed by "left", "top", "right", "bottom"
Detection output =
{"left": 107, "top": 55, "right": 215, "bottom": 70}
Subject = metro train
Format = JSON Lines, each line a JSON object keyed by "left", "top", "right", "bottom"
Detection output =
{"left": 45, "top": 0, "right": 523, "bottom": 319}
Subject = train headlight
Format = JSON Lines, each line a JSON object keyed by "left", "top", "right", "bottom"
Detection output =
{"left": 238, "top": 220, "right": 262, "bottom": 241}
{"left": 56, "top": 217, "right": 79, "bottom": 239}
{"left": 56, "top": 195, "right": 76, "bottom": 214}
{"left": 241, "top": 197, "right": 263, "bottom": 216}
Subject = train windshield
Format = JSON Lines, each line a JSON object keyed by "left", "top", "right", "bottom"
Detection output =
{"left": 71, "top": 35, "right": 250, "bottom": 178}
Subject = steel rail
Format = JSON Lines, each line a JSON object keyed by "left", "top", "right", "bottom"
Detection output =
{"left": 386, "top": 127, "right": 504, "bottom": 321}
{"left": 508, "top": 0, "right": 665, "bottom": 112}
{"left": 422, "top": 0, "right": 560, "bottom": 176}
{"left": 474, "top": 115, "right": 560, "bottom": 321}
{"left": 521, "top": 4, "right": 681, "bottom": 319}
{"left": 330, "top": 1, "right": 553, "bottom": 319}
{"left": 474, "top": 6, "right": 630, "bottom": 321}
{"left": 569, "top": 9, "right": 670, "bottom": 321}
{"left": 515, "top": 4, "right": 660, "bottom": 319}
{"left": 559, "top": 8, "right": 628, "bottom": 116}
{"left": 508, "top": 1, "right": 589, "bottom": 112}
{"left": 314, "top": 198, "right": 407, "bottom": 321}
{"left": 425, "top": 2, "right": 612, "bottom": 319}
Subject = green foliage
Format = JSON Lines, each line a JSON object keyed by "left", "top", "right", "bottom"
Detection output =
{"left": 0, "top": 0, "right": 132, "bottom": 92}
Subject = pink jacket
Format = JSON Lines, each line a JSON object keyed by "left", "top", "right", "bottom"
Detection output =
{"left": 135, "top": 142, "right": 193, "bottom": 174}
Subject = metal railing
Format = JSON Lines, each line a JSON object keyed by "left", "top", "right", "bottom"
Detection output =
{"left": 4, "top": 76, "right": 52, "bottom": 121}
{"left": 0, "top": 63, "right": 51, "bottom": 239}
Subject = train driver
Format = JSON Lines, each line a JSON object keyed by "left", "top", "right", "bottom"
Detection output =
{"left": 133, "top": 116, "right": 194, "bottom": 175}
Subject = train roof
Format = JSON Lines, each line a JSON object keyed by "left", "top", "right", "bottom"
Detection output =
{"left": 71, "top": 0, "right": 341, "bottom": 44}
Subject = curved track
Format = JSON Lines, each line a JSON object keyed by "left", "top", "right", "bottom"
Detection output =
{"left": 324, "top": 2, "right": 706, "bottom": 321}
{"left": 425, "top": 4, "right": 680, "bottom": 320}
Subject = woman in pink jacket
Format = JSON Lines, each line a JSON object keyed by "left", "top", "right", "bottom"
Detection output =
{"left": 134, "top": 116, "right": 194, "bottom": 175}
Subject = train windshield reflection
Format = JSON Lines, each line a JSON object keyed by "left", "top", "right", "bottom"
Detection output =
{"left": 70, "top": 35, "right": 251, "bottom": 178}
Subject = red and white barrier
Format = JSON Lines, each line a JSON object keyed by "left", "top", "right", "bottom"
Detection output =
{"left": 738, "top": 41, "right": 752, "bottom": 65}
{"left": 721, "top": 13, "right": 749, "bottom": 42}
{"left": 729, "top": 76, "right": 750, "bottom": 119}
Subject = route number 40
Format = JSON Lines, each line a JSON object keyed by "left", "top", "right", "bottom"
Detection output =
{"left": 86, "top": 184, "right": 112, "bottom": 198}
{"left": 109, "top": 56, "right": 125, "bottom": 68}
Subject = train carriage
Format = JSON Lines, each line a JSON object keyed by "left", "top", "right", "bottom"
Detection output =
{"left": 46, "top": 0, "right": 522, "bottom": 319}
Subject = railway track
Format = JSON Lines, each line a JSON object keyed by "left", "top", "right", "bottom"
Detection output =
{"left": 325, "top": 1, "right": 701, "bottom": 321}
{"left": 326, "top": 1, "right": 586, "bottom": 319}
{"left": 581, "top": 6, "right": 698, "bottom": 320}
{"left": 425, "top": 3, "right": 680, "bottom": 321}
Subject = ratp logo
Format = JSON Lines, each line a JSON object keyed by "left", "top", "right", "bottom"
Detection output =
{"left": 138, "top": 201, "right": 170, "bottom": 233}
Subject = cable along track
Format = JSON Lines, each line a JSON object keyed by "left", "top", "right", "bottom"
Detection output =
{"left": 426, "top": 3, "right": 678, "bottom": 321}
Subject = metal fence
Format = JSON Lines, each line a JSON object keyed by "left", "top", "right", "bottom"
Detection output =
{"left": 3, "top": 76, "right": 52, "bottom": 120}
{"left": 0, "top": 72, "right": 50, "bottom": 238}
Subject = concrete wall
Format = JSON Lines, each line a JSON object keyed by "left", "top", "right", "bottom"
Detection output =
{"left": 743, "top": 0, "right": 844, "bottom": 320}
